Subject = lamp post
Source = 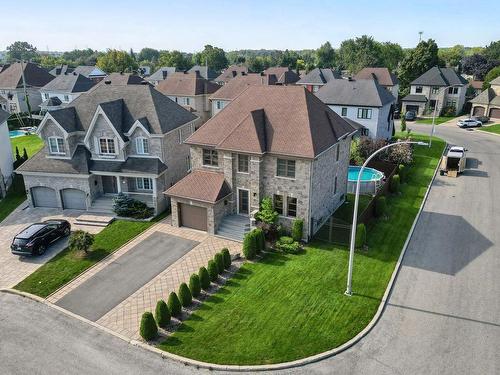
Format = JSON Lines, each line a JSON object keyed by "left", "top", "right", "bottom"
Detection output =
{"left": 429, "top": 84, "right": 461, "bottom": 148}
{"left": 344, "top": 140, "right": 428, "bottom": 297}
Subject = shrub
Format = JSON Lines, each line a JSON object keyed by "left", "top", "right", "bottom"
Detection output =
{"left": 189, "top": 274, "right": 201, "bottom": 298}
{"left": 374, "top": 196, "right": 387, "bottom": 218}
{"left": 254, "top": 197, "right": 278, "bottom": 224}
{"left": 253, "top": 228, "right": 265, "bottom": 253}
{"left": 221, "top": 248, "right": 231, "bottom": 269}
{"left": 207, "top": 260, "right": 219, "bottom": 282}
{"left": 355, "top": 223, "right": 366, "bottom": 248}
{"left": 112, "top": 193, "right": 154, "bottom": 219}
{"left": 398, "top": 164, "right": 407, "bottom": 182}
{"left": 68, "top": 230, "right": 94, "bottom": 254}
{"left": 401, "top": 116, "right": 406, "bottom": 132}
{"left": 154, "top": 300, "right": 170, "bottom": 328}
{"left": 242, "top": 231, "right": 257, "bottom": 260}
{"left": 291, "top": 219, "right": 304, "bottom": 242}
{"left": 440, "top": 105, "right": 456, "bottom": 117}
{"left": 178, "top": 282, "right": 192, "bottom": 307}
{"left": 278, "top": 236, "right": 294, "bottom": 245}
{"left": 390, "top": 174, "right": 400, "bottom": 193}
{"left": 214, "top": 252, "right": 225, "bottom": 274}
{"left": 198, "top": 266, "right": 211, "bottom": 290}
{"left": 275, "top": 236, "right": 301, "bottom": 254}
{"left": 167, "top": 292, "right": 182, "bottom": 317}
{"left": 139, "top": 311, "right": 157, "bottom": 341}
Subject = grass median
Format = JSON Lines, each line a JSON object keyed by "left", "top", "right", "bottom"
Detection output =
{"left": 477, "top": 123, "right": 500, "bottom": 134}
{"left": 415, "top": 116, "right": 456, "bottom": 125}
{"left": 158, "top": 133, "right": 445, "bottom": 365}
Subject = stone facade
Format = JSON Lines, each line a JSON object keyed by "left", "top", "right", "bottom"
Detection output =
{"left": 404, "top": 84, "right": 466, "bottom": 116}
{"left": 167, "top": 94, "right": 211, "bottom": 123}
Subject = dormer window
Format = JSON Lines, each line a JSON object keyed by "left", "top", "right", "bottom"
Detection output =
{"left": 136, "top": 137, "right": 149, "bottom": 154}
{"left": 48, "top": 137, "right": 65, "bottom": 155}
{"left": 99, "top": 138, "right": 116, "bottom": 155}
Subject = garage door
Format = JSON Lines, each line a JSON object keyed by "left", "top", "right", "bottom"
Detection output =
{"left": 61, "top": 188, "right": 87, "bottom": 210}
{"left": 489, "top": 108, "right": 500, "bottom": 119}
{"left": 31, "top": 187, "right": 58, "bottom": 208}
{"left": 473, "top": 106, "right": 485, "bottom": 116}
{"left": 406, "top": 105, "right": 420, "bottom": 113}
{"left": 179, "top": 203, "right": 207, "bottom": 231}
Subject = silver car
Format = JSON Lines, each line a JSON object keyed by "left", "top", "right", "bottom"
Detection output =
{"left": 457, "top": 118, "right": 482, "bottom": 128}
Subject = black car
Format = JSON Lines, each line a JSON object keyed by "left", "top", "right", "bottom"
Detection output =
{"left": 405, "top": 111, "right": 417, "bottom": 121}
{"left": 11, "top": 220, "right": 71, "bottom": 256}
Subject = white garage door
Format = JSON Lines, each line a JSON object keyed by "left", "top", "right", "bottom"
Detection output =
{"left": 61, "top": 188, "right": 87, "bottom": 210}
{"left": 31, "top": 187, "right": 58, "bottom": 208}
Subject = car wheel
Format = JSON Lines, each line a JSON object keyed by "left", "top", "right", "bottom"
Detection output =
{"left": 38, "top": 244, "right": 47, "bottom": 256}
{"left": 64, "top": 227, "right": 70, "bottom": 236}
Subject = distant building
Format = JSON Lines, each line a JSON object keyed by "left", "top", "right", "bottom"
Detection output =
{"left": 354, "top": 67, "right": 399, "bottom": 100}
{"left": 469, "top": 76, "right": 500, "bottom": 119}
{"left": 49, "top": 65, "right": 107, "bottom": 82}
{"left": 146, "top": 67, "right": 179, "bottom": 85}
{"left": 39, "top": 72, "right": 96, "bottom": 112}
{"left": 213, "top": 65, "right": 249, "bottom": 85}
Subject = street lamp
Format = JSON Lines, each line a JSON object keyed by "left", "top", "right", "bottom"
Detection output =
{"left": 344, "top": 140, "right": 428, "bottom": 297}
{"left": 429, "top": 84, "right": 461, "bottom": 148}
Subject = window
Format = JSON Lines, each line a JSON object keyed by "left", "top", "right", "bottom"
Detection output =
{"left": 341, "top": 107, "right": 348, "bottom": 116}
{"left": 287, "top": 196, "right": 297, "bottom": 217}
{"left": 202, "top": 149, "right": 218, "bottom": 166}
{"left": 136, "top": 137, "right": 149, "bottom": 154}
{"left": 336, "top": 144, "right": 340, "bottom": 161}
{"left": 64, "top": 95, "right": 70, "bottom": 102}
{"left": 357, "top": 108, "right": 372, "bottom": 119}
{"left": 448, "top": 87, "right": 459, "bottom": 95}
{"left": 43, "top": 93, "right": 49, "bottom": 100}
{"left": 238, "top": 154, "right": 249, "bottom": 173}
{"left": 216, "top": 100, "right": 223, "bottom": 110}
{"left": 431, "top": 87, "right": 440, "bottom": 94}
{"left": 185, "top": 97, "right": 190, "bottom": 106}
{"left": 276, "top": 159, "right": 296, "bottom": 178}
{"left": 48, "top": 137, "right": 64, "bottom": 154}
{"left": 186, "top": 155, "right": 191, "bottom": 171}
{"left": 99, "top": 138, "right": 116, "bottom": 154}
{"left": 136, "top": 177, "right": 153, "bottom": 190}
{"left": 334, "top": 176, "right": 338, "bottom": 195}
{"left": 274, "top": 194, "right": 284, "bottom": 215}
{"left": 415, "top": 86, "right": 423, "bottom": 93}
{"left": 312, "top": 85, "right": 319, "bottom": 93}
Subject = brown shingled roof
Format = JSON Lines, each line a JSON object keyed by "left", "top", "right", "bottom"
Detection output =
{"left": 214, "top": 65, "right": 249, "bottom": 83}
{"left": 263, "top": 67, "right": 300, "bottom": 84}
{"left": 354, "top": 67, "right": 398, "bottom": 86}
{"left": 156, "top": 72, "right": 220, "bottom": 96}
{"left": 0, "top": 62, "right": 54, "bottom": 89}
{"left": 188, "top": 85, "right": 355, "bottom": 159}
{"left": 209, "top": 73, "right": 277, "bottom": 101}
{"left": 165, "top": 170, "right": 231, "bottom": 203}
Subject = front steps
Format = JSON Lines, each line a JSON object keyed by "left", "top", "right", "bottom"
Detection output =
{"left": 216, "top": 215, "right": 251, "bottom": 242}
{"left": 87, "top": 197, "right": 115, "bottom": 215}
{"left": 75, "top": 214, "right": 114, "bottom": 228}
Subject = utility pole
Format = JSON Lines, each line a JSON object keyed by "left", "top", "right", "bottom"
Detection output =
{"left": 418, "top": 31, "right": 423, "bottom": 42}
{"left": 19, "top": 59, "right": 33, "bottom": 125}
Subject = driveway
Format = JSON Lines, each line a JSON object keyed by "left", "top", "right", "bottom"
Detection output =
{"left": 55, "top": 232, "right": 200, "bottom": 321}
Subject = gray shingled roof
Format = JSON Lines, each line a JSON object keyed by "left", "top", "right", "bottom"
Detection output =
{"left": 40, "top": 97, "right": 63, "bottom": 107}
{"left": 17, "top": 145, "right": 91, "bottom": 174}
{"left": 188, "top": 65, "right": 218, "bottom": 81}
{"left": 315, "top": 78, "right": 396, "bottom": 107}
{"left": 90, "top": 157, "right": 167, "bottom": 175}
{"left": 296, "top": 68, "right": 341, "bottom": 85}
{"left": 147, "top": 67, "right": 179, "bottom": 82}
{"left": 40, "top": 73, "right": 95, "bottom": 93}
{"left": 48, "top": 107, "right": 82, "bottom": 133}
{"left": 0, "top": 108, "right": 9, "bottom": 123}
{"left": 73, "top": 66, "right": 106, "bottom": 78}
{"left": 401, "top": 94, "right": 428, "bottom": 103}
{"left": 470, "top": 88, "right": 497, "bottom": 105}
{"left": 0, "top": 62, "right": 54, "bottom": 89}
{"left": 411, "top": 66, "right": 468, "bottom": 87}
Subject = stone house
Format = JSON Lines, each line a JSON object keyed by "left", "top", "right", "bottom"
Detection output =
{"left": 469, "top": 76, "right": 500, "bottom": 119}
{"left": 296, "top": 68, "right": 341, "bottom": 93}
{"left": 39, "top": 72, "right": 96, "bottom": 112}
{"left": 354, "top": 67, "right": 399, "bottom": 101}
{"left": 165, "top": 85, "right": 356, "bottom": 241}
{"left": 16, "top": 83, "right": 199, "bottom": 215}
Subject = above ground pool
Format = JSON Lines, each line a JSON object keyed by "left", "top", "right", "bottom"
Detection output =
{"left": 347, "top": 166, "right": 385, "bottom": 195}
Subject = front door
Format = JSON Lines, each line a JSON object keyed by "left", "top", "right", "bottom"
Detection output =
{"left": 238, "top": 189, "right": 249, "bottom": 215}
{"left": 102, "top": 176, "right": 117, "bottom": 194}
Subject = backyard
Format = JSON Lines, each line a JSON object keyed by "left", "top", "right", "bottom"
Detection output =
{"left": 158, "top": 133, "right": 446, "bottom": 365}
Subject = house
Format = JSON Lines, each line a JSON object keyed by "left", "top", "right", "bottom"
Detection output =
{"left": 401, "top": 66, "right": 468, "bottom": 116}
{"left": 49, "top": 65, "right": 107, "bottom": 82}
{"left": 209, "top": 73, "right": 277, "bottom": 116}
{"left": 156, "top": 71, "right": 220, "bottom": 123}
{"left": 213, "top": 65, "right": 249, "bottom": 85}
{"left": 98, "top": 72, "right": 149, "bottom": 86}
{"left": 469, "top": 80, "right": 484, "bottom": 97}
{"left": 263, "top": 67, "right": 300, "bottom": 85}
{"left": 296, "top": 68, "right": 341, "bottom": 93}
{"left": 469, "top": 76, "right": 500, "bottom": 119}
{"left": 146, "top": 67, "right": 179, "bottom": 85}
{"left": 315, "top": 78, "right": 396, "bottom": 139}
{"left": 188, "top": 65, "right": 218, "bottom": 81}
{"left": 0, "top": 109, "right": 13, "bottom": 198}
{"left": 354, "top": 67, "right": 399, "bottom": 100}
{"left": 165, "top": 85, "right": 357, "bottom": 240}
{"left": 0, "top": 62, "right": 54, "bottom": 113}
{"left": 39, "top": 72, "right": 96, "bottom": 112}
{"left": 16, "top": 83, "right": 199, "bottom": 215}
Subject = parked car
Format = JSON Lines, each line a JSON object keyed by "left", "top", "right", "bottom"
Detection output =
{"left": 472, "top": 115, "right": 489, "bottom": 124}
{"left": 440, "top": 146, "right": 467, "bottom": 177}
{"left": 393, "top": 109, "right": 401, "bottom": 119}
{"left": 457, "top": 118, "right": 482, "bottom": 128}
{"left": 11, "top": 220, "right": 71, "bottom": 256}
{"left": 405, "top": 111, "right": 416, "bottom": 121}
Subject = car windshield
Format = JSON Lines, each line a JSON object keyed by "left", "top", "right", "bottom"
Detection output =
{"left": 16, "top": 224, "right": 46, "bottom": 239}
{"left": 13, "top": 238, "right": 29, "bottom": 246}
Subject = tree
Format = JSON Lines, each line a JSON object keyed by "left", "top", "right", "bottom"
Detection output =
{"left": 96, "top": 49, "right": 138, "bottom": 73}
{"left": 139, "top": 312, "right": 157, "bottom": 341}
{"left": 379, "top": 42, "right": 404, "bottom": 72}
{"left": 154, "top": 300, "right": 171, "bottom": 328}
{"left": 484, "top": 40, "right": 500, "bottom": 61}
{"left": 214, "top": 253, "right": 225, "bottom": 274}
{"left": 6, "top": 41, "right": 38, "bottom": 61}
{"left": 315, "top": 41, "right": 337, "bottom": 68}
{"left": 221, "top": 248, "right": 231, "bottom": 269}
{"left": 189, "top": 274, "right": 201, "bottom": 298}
{"left": 438, "top": 45, "right": 465, "bottom": 68}
{"left": 483, "top": 66, "right": 500, "bottom": 89}
{"left": 277, "top": 49, "right": 300, "bottom": 68}
{"left": 192, "top": 45, "right": 228, "bottom": 71}
{"left": 178, "top": 282, "right": 192, "bottom": 307}
{"left": 247, "top": 56, "right": 264, "bottom": 72}
{"left": 137, "top": 47, "right": 160, "bottom": 63}
{"left": 207, "top": 260, "right": 219, "bottom": 282}
{"left": 167, "top": 292, "right": 182, "bottom": 317}
{"left": 62, "top": 48, "right": 99, "bottom": 66}
{"left": 338, "top": 35, "right": 383, "bottom": 73}
{"left": 68, "top": 230, "right": 94, "bottom": 255}
{"left": 462, "top": 54, "right": 499, "bottom": 80}
{"left": 157, "top": 50, "right": 192, "bottom": 70}
{"left": 198, "top": 266, "right": 211, "bottom": 290}
{"left": 255, "top": 197, "right": 278, "bottom": 224}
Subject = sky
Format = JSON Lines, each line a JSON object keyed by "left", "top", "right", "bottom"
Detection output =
{"left": 1, "top": 0, "right": 499, "bottom": 52}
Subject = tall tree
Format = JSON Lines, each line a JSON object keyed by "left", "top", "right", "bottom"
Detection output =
{"left": 379, "top": 42, "right": 404, "bottom": 71}
{"left": 6, "top": 41, "right": 38, "bottom": 61}
{"left": 338, "top": 35, "right": 383, "bottom": 73}
{"left": 137, "top": 47, "right": 160, "bottom": 63}
{"left": 157, "top": 50, "right": 192, "bottom": 70}
{"left": 438, "top": 45, "right": 465, "bottom": 68}
{"left": 246, "top": 56, "right": 264, "bottom": 72}
{"left": 62, "top": 48, "right": 99, "bottom": 66}
{"left": 39, "top": 55, "right": 67, "bottom": 69}
{"left": 462, "top": 54, "right": 499, "bottom": 80}
{"left": 315, "top": 41, "right": 336, "bottom": 68}
{"left": 278, "top": 49, "right": 300, "bottom": 68}
{"left": 482, "top": 66, "right": 500, "bottom": 89}
{"left": 192, "top": 45, "right": 228, "bottom": 71}
{"left": 96, "top": 49, "right": 138, "bottom": 73}
{"left": 484, "top": 40, "right": 500, "bottom": 60}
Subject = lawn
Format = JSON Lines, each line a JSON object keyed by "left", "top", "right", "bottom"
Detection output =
{"left": 158, "top": 133, "right": 445, "bottom": 365}
{"left": 477, "top": 123, "right": 500, "bottom": 134}
{"left": 415, "top": 116, "right": 456, "bottom": 125}
{"left": 10, "top": 134, "right": 44, "bottom": 159}
{"left": 0, "top": 175, "right": 26, "bottom": 223}
{"left": 14, "top": 213, "right": 167, "bottom": 298}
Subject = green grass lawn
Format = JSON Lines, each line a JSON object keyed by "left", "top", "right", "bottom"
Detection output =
{"left": 477, "top": 123, "right": 500, "bottom": 134}
{"left": 14, "top": 213, "right": 167, "bottom": 298}
{"left": 10, "top": 134, "right": 44, "bottom": 159}
{"left": 158, "top": 133, "right": 445, "bottom": 365}
{"left": 0, "top": 175, "right": 26, "bottom": 223}
{"left": 415, "top": 116, "right": 456, "bottom": 125}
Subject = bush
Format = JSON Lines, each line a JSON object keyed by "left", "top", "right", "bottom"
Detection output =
{"left": 221, "top": 248, "right": 231, "bottom": 269}
{"left": 291, "top": 219, "right": 303, "bottom": 241}
{"left": 112, "top": 193, "right": 154, "bottom": 219}
{"left": 214, "top": 252, "right": 225, "bottom": 274}
{"left": 139, "top": 311, "right": 158, "bottom": 341}
{"left": 199, "top": 266, "right": 211, "bottom": 290}
{"left": 400, "top": 116, "right": 406, "bottom": 132}
{"left": 275, "top": 236, "right": 301, "bottom": 254}
{"left": 68, "top": 230, "right": 94, "bottom": 254}
{"left": 178, "top": 282, "right": 192, "bottom": 307}
{"left": 253, "top": 228, "right": 265, "bottom": 253}
{"left": 189, "top": 274, "right": 201, "bottom": 298}
{"left": 242, "top": 231, "right": 257, "bottom": 260}
{"left": 355, "top": 223, "right": 366, "bottom": 248}
{"left": 398, "top": 164, "right": 407, "bottom": 182}
{"left": 374, "top": 196, "right": 387, "bottom": 218}
{"left": 167, "top": 292, "right": 182, "bottom": 317}
{"left": 207, "top": 260, "right": 219, "bottom": 282}
{"left": 440, "top": 105, "right": 456, "bottom": 117}
{"left": 254, "top": 197, "right": 278, "bottom": 224}
{"left": 154, "top": 300, "right": 170, "bottom": 328}
{"left": 390, "top": 174, "right": 400, "bottom": 193}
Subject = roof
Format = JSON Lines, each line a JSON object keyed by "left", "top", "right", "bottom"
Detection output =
{"left": 411, "top": 66, "right": 468, "bottom": 87}
{"left": 40, "top": 97, "right": 63, "bottom": 107}
{"left": 354, "top": 67, "right": 398, "bottom": 86}
{"left": 0, "top": 62, "right": 54, "bottom": 89}
{"left": 187, "top": 85, "right": 356, "bottom": 159}
{"left": 165, "top": 169, "right": 231, "bottom": 203}
{"left": 209, "top": 73, "right": 277, "bottom": 101}
{"left": 155, "top": 72, "right": 220, "bottom": 96}
{"left": 315, "top": 78, "right": 396, "bottom": 107}
{"left": 470, "top": 80, "right": 484, "bottom": 90}
{"left": 263, "top": 67, "right": 300, "bottom": 85}
{"left": 0, "top": 108, "right": 9, "bottom": 123}
{"left": 188, "top": 65, "right": 218, "bottom": 81}
{"left": 40, "top": 73, "right": 95, "bottom": 93}
{"left": 17, "top": 145, "right": 91, "bottom": 174}
{"left": 343, "top": 118, "right": 366, "bottom": 131}
{"left": 214, "top": 65, "right": 249, "bottom": 83}
{"left": 90, "top": 157, "right": 167, "bottom": 175}
{"left": 296, "top": 68, "right": 341, "bottom": 85}
{"left": 470, "top": 88, "right": 496, "bottom": 105}
{"left": 401, "top": 94, "right": 428, "bottom": 103}
{"left": 147, "top": 67, "right": 179, "bottom": 82}
{"left": 491, "top": 76, "right": 500, "bottom": 86}
{"left": 73, "top": 66, "right": 107, "bottom": 78}
{"left": 99, "top": 73, "right": 148, "bottom": 86}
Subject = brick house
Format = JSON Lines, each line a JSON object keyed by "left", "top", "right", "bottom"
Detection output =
{"left": 165, "top": 85, "right": 356, "bottom": 241}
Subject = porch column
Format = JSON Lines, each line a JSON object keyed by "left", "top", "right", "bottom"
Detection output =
{"left": 152, "top": 177, "right": 158, "bottom": 213}
{"left": 117, "top": 176, "right": 121, "bottom": 193}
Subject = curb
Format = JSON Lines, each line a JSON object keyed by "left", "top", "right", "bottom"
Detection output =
{"left": 475, "top": 128, "right": 500, "bottom": 138}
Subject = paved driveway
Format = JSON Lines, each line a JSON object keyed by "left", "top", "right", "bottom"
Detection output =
{"left": 55, "top": 232, "right": 200, "bottom": 321}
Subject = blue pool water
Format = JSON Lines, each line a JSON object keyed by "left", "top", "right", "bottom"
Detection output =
{"left": 348, "top": 166, "right": 384, "bottom": 182}
{"left": 9, "top": 130, "right": 27, "bottom": 138}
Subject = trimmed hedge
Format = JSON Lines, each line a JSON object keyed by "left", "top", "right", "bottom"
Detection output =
{"left": 291, "top": 219, "right": 303, "bottom": 242}
{"left": 390, "top": 174, "right": 400, "bottom": 193}
{"left": 214, "top": 253, "right": 225, "bottom": 274}
{"left": 221, "top": 248, "right": 231, "bottom": 269}
{"left": 374, "top": 196, "right": 387, "bottom": 218}
{"left": 355, "top": 223, "right": 366, "bottom": 248}
{"left": 178, "top": 282, "right": 192, "bottom": 307}
{"left": 139, "top": 311, "right": 158, "bottom": 341}
{"left": 199, "top": 266, "right": 211, "bottom": 290}
{"left": 154, "top": 300, "right": 171, "bottom": 328}
{"left": 167, "top": 291, "right": 182, "bottom": 317}
{"left": 189, "top": 273, "right": 201, "bottom": 298}
{"left": 207, "top": 260, "right": 219, "bottom": 282}
{"left": 254, "top": 228, "right": 265, "bottom": 253}
{"left": 275, "top": 236, "right": 301, "bottom": 254}
{"left": 243, "top": 231, "right": 257, "bottom": 259}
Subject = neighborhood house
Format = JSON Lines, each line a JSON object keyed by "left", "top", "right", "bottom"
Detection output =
{"left": 39, "top": 72, "right": 96, "bottom": 112}
{"left": 296, "top": 68, "right": 341, "bottom": 92}
{"left": 469, "top": 76, "right": 500, "bottom": 119}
